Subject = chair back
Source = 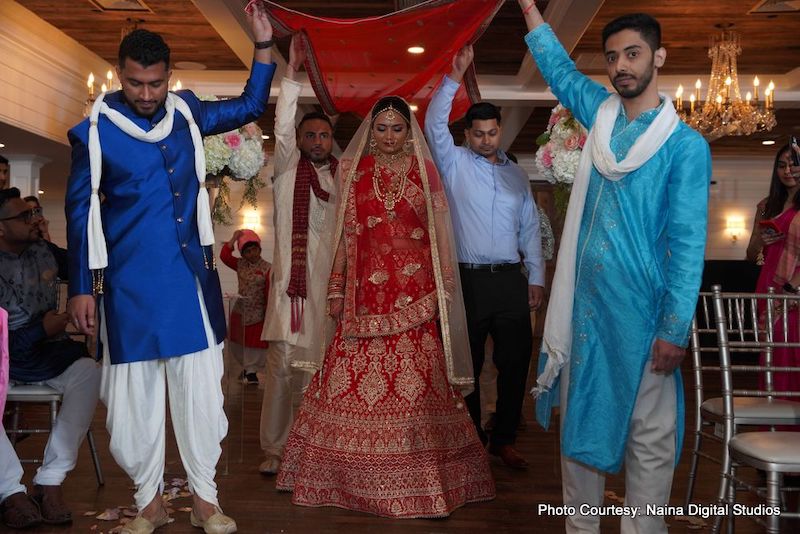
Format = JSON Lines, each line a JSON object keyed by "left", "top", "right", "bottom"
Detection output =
{"left": 710, "top": 285, "right": 800, "bottom": 436}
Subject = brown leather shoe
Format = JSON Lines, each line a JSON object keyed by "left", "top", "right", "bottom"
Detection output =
{"left": 30, "top": 484, "right": 72, "bottom": 525}
{"left": 1, "top": 492, "right": 42, "bottom": 529}
{"left": 488, "top": 444, "right": 529, "bottom": 470}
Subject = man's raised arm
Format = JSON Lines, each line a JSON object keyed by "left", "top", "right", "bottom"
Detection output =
{"left": 424, "top": 45, "right": 474, "bottom": 182}
{"left": 274, "top": 35, "right": 305, "bottom": 177}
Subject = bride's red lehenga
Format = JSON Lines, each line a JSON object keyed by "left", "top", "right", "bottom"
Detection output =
{"left": 276, "top": 155, "right": 495, "bottom": 518}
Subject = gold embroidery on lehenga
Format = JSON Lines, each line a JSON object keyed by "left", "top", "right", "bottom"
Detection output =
{"left": 382, "top": 347, "right": 398, "bottom": 375}
{"left": 394, "top": 294, "right": 413, "bottom": 309}
{"left": 395, "top": 332, "right": 415, "bottom": 356}
{"left": 366, "top": 337, "right": 386, "bottom": 359}
{"left": 327, "top": 358, "right": 351, "bottom": 400}
{"left": 396, "top": 356, "right": 424, "bottom": 403}
{"left": 410, "top": 228, "right": 424, "bottom": 240}
{"left": 367, "top": 215, "right": 382, "bottom": 229}
{"left": 358, "top": 365, "right": 387, "bottom": 409}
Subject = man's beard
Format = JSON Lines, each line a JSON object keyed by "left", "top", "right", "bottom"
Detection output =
{"left": 612, "top": 64, "right": 654, "bottom": 99}
{"left": 303, "top": 150, "right": 330, "bottom": 164}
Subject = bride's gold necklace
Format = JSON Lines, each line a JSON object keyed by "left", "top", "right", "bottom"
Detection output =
{"left": 372, "top": 153, "right": 409, "bottom": 216}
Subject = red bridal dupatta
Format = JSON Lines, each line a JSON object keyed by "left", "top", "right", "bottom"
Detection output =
{"left": 259, "top": 0, "right": 504, "bottom": 126}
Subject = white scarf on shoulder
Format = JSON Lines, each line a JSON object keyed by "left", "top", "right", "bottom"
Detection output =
{"left": 87, "top": 92, "right": 213, "bottom": 270}
{"left": 532, "top": 93, "right": 680, "bottom": 397}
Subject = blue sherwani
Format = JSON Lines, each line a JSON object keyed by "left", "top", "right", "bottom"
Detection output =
{"left": 66, "top": 61, "right": 276, "bottom": 365}
{"left": 526, "top": 26, "right": 710, "bottom": 472}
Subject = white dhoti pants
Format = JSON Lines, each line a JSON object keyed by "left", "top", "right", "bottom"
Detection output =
{"left": 100, "top": 284, "right": 227, "bottom": 511}
{"left": 560, "top": 358, "right": 677, "bottom": 534}
{"left": 259, "top": 341, "right": 310, "bottom": 458}
{"left": 0, "top": 357, "right": 100, "bottom": 501}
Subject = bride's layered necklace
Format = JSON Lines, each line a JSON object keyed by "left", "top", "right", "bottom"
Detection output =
{"left": 372, "top": 151, "right": 410, "bottom": 219}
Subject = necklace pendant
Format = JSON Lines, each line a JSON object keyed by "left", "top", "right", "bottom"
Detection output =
{"left": 384, "top": 198, "right": 395, "bottom": 211}
{"left": 387, "top": 210, "right": 396, "bottom": 220}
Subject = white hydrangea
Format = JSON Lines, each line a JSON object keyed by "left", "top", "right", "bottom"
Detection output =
{"left": 550, "top": 120, "right": 573, "bottom": 142}
{"left": 204, "top": 135, "right": 232, "bottom": 176}
{"left": 228, "top": 138, "right": 265, "bottom": 181}
{"left": 552, "top": 149, "right": 582, "bottom": 184}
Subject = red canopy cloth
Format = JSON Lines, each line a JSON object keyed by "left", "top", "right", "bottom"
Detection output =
{"left": 259, "top": 0, "right": 504, "bottom": 126}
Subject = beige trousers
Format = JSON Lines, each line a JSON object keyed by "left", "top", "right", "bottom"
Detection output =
{"left": 560, "top": 358, "right": 677, "bottom": 534}
{"left": 259, "top": 341, "right": 311, "bottom": 458}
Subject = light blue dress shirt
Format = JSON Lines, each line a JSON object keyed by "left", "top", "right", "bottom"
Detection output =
{"left": 425, "top": 76, "right": 545, "bottom": 286}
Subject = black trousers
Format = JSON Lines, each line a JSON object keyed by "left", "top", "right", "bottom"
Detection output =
{"left": 460, "top": 265, "right": 533, "bottom": 447}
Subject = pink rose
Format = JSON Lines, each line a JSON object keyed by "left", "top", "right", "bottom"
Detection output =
{"left": 224, "top": 132, "right": 242, "bottom": 149}
{"left": 541, "top": 146, "right": 553, "bottom": 167}
{"left": 548, "top": 111, "right": 559, "bottom": 127}
{"left": 564, "top": 134, "right": 580, "bottom": 151}
{"left": 578, "top": 133, "right": 587, "bottom": 149}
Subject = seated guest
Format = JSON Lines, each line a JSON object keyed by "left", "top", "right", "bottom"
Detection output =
{"left": 23, "top": 196, "right": 53, "bottom": 244}
{"left": 0, "top": 187, "right": 100, "bottom": 528}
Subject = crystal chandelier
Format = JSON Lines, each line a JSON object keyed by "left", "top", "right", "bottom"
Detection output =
{"left": 675, "top": 28, "right": 776, "bottom": 142}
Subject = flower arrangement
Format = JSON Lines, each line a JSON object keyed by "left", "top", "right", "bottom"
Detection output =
{"left": 202, "top": 96, "right": 267, "bottom": 225}
{"left": 535, "top": 104, "right": 587, "bottom": 217}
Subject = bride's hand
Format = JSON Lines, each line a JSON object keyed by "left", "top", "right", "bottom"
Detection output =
{"left": 328, "top": 297, "right": 344, "bottom": 321}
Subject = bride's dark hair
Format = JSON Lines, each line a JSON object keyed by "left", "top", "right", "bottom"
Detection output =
{"left": 371, "top": 96, "right": 411, "bottom": 124}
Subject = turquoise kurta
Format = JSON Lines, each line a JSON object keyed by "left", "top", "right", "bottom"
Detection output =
{"left": 526, "top": 25, "right": 710, "bottom": 473}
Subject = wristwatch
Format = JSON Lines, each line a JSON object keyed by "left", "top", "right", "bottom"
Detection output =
{"left": 254, "top": 39, "right": 273, "bottom": 49}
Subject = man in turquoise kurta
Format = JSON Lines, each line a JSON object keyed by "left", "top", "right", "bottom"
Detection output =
{"left": 520, "top": 3, "right": 710, "bottom": 533}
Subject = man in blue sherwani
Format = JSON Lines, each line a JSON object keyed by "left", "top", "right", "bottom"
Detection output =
{"left": 520, "top": 1, "right": 710, "bottom": 533}
{"left": 65, "top": 5, "right": 275, "bottom": 533}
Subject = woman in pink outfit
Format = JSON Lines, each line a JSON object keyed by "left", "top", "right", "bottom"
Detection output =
{"left": 747, "top": 142, "right": 800, "bottom": 400}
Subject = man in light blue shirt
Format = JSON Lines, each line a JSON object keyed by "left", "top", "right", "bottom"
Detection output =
{"left": 425, "top": 46, "right": 545, "bottom": 470}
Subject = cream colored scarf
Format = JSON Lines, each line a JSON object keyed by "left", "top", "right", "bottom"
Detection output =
{"left": 532, "top": 93, "right": 680, "bottom": 397}
{"left": 87, "top": 92, "right": 213, "bottom": 270}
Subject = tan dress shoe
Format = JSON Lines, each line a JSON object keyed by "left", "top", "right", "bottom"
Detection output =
{"left": 121, "top": 511, "right": 170, "bottom": 534}
{"left": 190, "top": 507, "right": 237, "bottom": 534}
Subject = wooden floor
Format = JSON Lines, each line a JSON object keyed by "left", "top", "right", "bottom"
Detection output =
{"left": 8, "top": 354, "right": 800, "bottom": 533}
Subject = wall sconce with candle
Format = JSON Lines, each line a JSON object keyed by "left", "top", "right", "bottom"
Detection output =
{"left": 242, "top": 209, "right": 261, "bottom": 232}
{"left": 726, "top": 215, "right": 746, "bottom": 243}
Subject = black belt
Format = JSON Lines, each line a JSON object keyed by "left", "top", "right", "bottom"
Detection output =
{"left": 458, "top": 262, "right": 521, "bottom": 272}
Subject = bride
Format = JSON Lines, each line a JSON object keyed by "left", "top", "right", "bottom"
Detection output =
{"left": 276, "top": 96, "right": 495, "bottom": 518}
